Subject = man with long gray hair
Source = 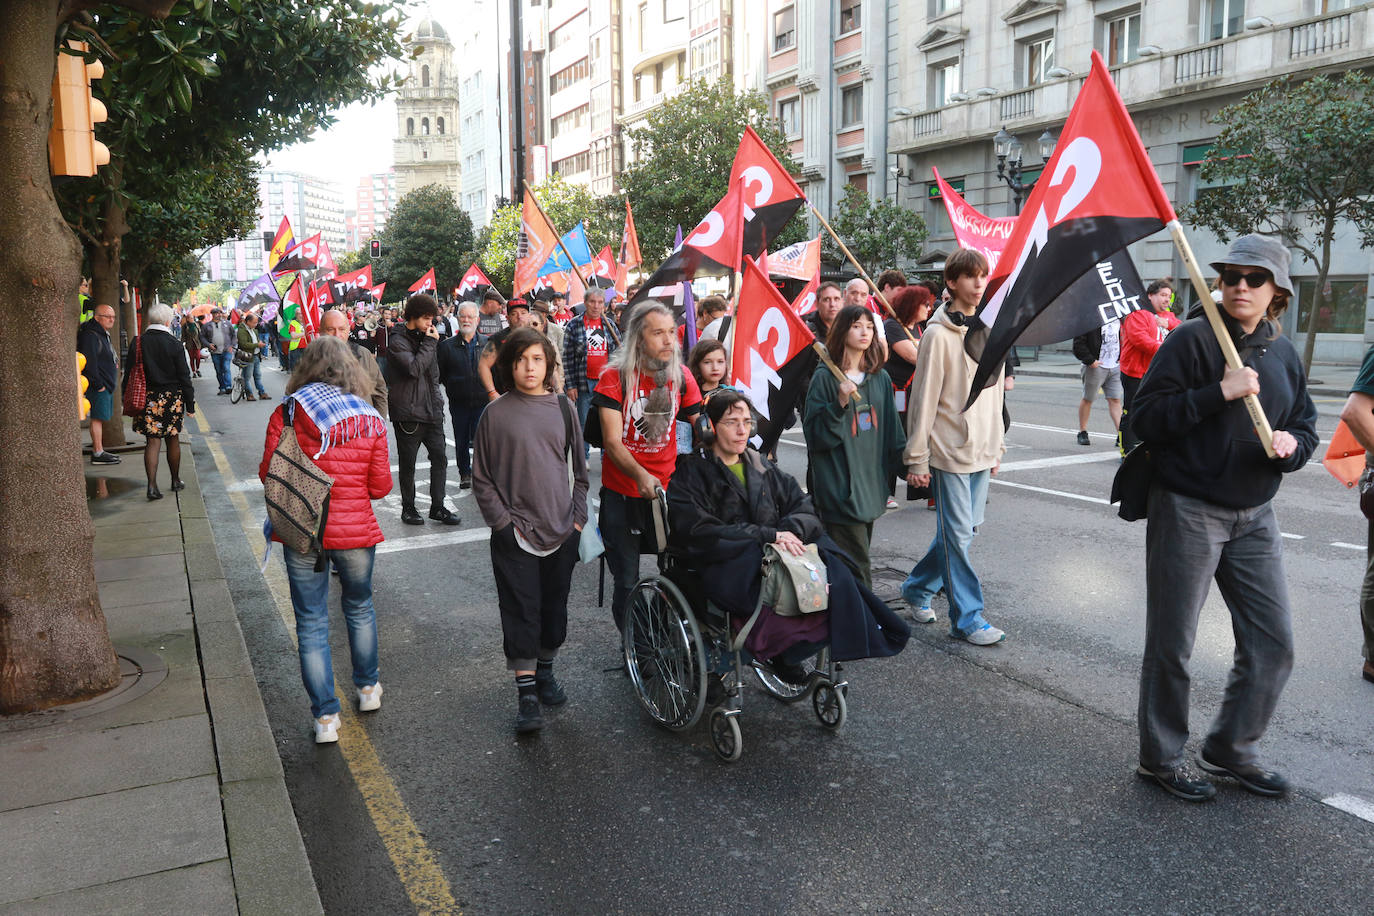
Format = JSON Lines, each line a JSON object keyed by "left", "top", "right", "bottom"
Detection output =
{"left": 591, "top": 303, "right": 702, "bottom": 634}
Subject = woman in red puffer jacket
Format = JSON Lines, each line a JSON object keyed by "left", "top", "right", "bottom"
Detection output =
{"left": 258, "top": 336, "right": 392, "bottom": 745}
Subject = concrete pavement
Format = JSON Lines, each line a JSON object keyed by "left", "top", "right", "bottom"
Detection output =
{"left": 0, "top": 418, "right": 321, "bottom": 915}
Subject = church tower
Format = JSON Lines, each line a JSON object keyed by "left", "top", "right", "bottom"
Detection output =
{"left": 392, "top": 17, "right": 462, "bottom": 204}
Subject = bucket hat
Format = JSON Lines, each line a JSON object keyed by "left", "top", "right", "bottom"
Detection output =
{"left": 1209, "top": 234, "right": 1293, "bottom": 297}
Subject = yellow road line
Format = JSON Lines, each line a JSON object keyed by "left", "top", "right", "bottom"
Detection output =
{"left": 196, "top": 414, "right": 461, "bottom": 915}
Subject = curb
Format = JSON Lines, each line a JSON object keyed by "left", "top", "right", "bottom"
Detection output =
{"left": 179, "top": 456, "right": 324, "bottom": 916}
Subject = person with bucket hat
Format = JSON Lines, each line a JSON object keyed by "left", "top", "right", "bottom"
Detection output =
{"left": 1129, "top": 234, "right": 1318, "bottom": 803}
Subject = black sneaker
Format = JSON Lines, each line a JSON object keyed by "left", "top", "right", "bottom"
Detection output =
{"left": 515, "top": 694, "right": 544, "bottom": 733}
{"left": 770, "top": 658, "right": 811, "bottom": 687}
{"left": 400, "top": 506, "right": 424, "bottom": 525}
{"left": 91, "top": 451, "right": 121, "bottom": 464}
{"left": 1196, "top": 752, "right": 1289, "bottom": 797}
{"left": 428, "top": 506, "right": 461, "bottom": 526}
{"left": 536, "top": 675, "right": 567, "bottom": 707}
{"left": 1076, "top": 430, "right": 1091, "bottom": 446}
{"left": 459, "top": 474, "right": 472, "bottom": 490}
{"left": 1136, "top": 762, "right": 1216, "bottom": 802}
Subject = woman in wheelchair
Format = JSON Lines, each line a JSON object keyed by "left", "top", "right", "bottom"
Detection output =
{"left": 667, "top": 390, "right": 910, "bottom": 685}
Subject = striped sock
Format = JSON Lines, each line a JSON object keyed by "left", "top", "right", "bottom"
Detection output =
{"left": 515, "top": 674, "right": 537, "bottom": 698}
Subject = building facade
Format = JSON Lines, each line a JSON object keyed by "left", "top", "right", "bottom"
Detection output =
{"left": 457, "top": 1, "right": 510, "bottom": 230}
{"left": 393, "top": 17, "right": 463, "bottom": 204}
{"left": 886, "top": 0, "right": 1373, "bottom": 362}
{"left": 354, "top": 170, "right": 398, "bottom": 249}
{"left": 201, "top": 169, "right": 347, "bottom": 284}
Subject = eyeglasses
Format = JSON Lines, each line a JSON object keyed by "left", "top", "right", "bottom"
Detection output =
{"left": 1219, "top": 269, "right": 1271, "bottom": 289}
{"left": 716, "top": 418, "right": 752, "bottom": 430}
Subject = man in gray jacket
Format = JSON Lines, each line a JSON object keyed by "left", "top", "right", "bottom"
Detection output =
{"left": 204, "top": 308, "right": 237, "bottom": 395}
{"left": 388, "top": 294, "right": 458, "bottom": 526}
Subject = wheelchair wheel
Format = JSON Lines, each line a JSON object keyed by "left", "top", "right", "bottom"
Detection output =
{"left": 623, "top": 576, "right": 708, "bottom": 732}
{"left": 812, "top": 681, "right": 847, "bottom": 730}
{"left": 708, "top": 709, "right": 742, "bottom": 762}
{"left": 752, "top": 647, "right": 828, "bottom": 703}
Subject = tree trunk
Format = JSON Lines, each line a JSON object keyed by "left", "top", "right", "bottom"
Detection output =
{"left": 89, "top": 182, "right": 129, "bottom": 447}
{"left": 1299, "top": 215, "right": 1335, "bottom": 377}
{"left": 0, "top": 0, "right": 121, "bottom": 713}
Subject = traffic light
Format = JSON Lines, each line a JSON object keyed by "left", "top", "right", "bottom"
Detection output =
{"left": 49, "top": 41, "right": 109, "bottom": 177}
{"left": 76, "top": 353, "right": 90, "bottom": 420}
{"left": 369, "top": 239, "right": 382, "bottom": 259}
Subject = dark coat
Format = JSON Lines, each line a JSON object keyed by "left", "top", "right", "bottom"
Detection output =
{"left": 126, "top": 328, "right": 194, "bottom": 412}
{"left": 386, "top": 326, "right": 443, "bottom": 424}
{"left": 667, "top": 450, "right": 909, "bottom": 662}
{"left": 437, "top": 331, "right": 488, "bottom": 408}
{"left": 1072, "top": 328, "right": 1103, "bottom": 366}
{"left": 77, "top": 317, "right": 117, "bottom": 391}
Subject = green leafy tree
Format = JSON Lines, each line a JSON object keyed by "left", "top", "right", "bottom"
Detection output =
{"left": 620, "top": 77, "right": 804, "bottom": 262}
{"left": 823, "top": 184, "right": 928, "bottom": 277}
{"left": 377, "top": 184, "right": 474, "bottom": 297}
{"left": 1183, "top": 71, "right": 1374, "bottom": 374}
{"left": 336, "top": 248, "right": 370, "bottom": 275}
{"left": 157, "top": 252, "right": 205, "bottom": 302}
{"left": 480, "top": 173, "right": 622, "bottom": 293}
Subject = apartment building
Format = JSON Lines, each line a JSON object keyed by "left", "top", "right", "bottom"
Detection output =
{"left": 201, "top": 169, "right": 348, "bottom": 284}
{"left": 354, "top": 170, "right": 398, "bottom": 248}
{"left": 457, "top": 2, "right": 510, "bottom": 230}
{"left": 886, "top": 0, "right": 1373, "bottom": 361}
{"left": 393, "top": 17, "right": 463, "bottom": 204}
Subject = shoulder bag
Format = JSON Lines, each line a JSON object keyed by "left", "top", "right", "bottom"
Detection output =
{"left": 1111, "top": 443, "right": 1152, "bottom": 522}
{"left": 263, "top": 406, "right": 334, "bottom": 571}
{"left": 121, "top": 337, "right": 146, "bottom": 418}
{"left": 760, "top": 542, "right": 830, "bottom": 616}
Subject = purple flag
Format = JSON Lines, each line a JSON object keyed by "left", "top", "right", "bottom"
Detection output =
{"left": 677, "top": 225, "right": 698, "bottom": 349}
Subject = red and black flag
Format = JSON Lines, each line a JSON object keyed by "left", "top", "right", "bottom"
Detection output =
{"left": 272, "top": 233, "right": 326, "bottom": 275}
{"left": 964, "top": 50, "right": 1177, "bottom": 408}
{"left": 731, "top": 124, "right": 807, "bottom": 259}
{"left": 456, "top": 264, "right": 495, "bottom": 301}
{"left": 325, "top": 265, "right": 374, "bottom": 305}
{"left": 408, "top": 268, "right": 437, "bottom": 297}
{"left": 727, "top": 253, "right": 819, "bottom": 454}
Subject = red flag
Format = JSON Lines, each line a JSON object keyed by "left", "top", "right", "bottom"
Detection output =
{"left": 267, "top": 216, "right": 295, "bottom": 271}
{"left": 932, "top": 167, "right": 1015, "bottom": 271}
{"left": 730, "top": 125, "right": 807, "bottom": 257}
{"left": 408, "top": 268, "right": 437, "bottom": 296}
{"left": 369, "top": 283, "right": 386, "bottom": 303}
{"left": 792, "top": 273, "right": 820, "bottom": 316}
{"left": 513, "top": 189, "right": 562, "bottom": 296}
{"left": 456, "top": 264, "right": 494, "bottom": 300}
{"left": 682, "top": 176, "right": 748, "bottom": 272}
{"left": 619, "top": 199, "right": 642, "bottom": 269}
{"left": 315, "top": 239, "right": 338, "bottom": 275}
{"left": 728, "top": 254, "right": 819, "bottom": 452}
{"left": 272, "top": 233, "right": 324, "bottom": 275}
{"left": 326, "top": 265, "right": 374, "bottom": 304}
{"left": 966, "top": 50, "right": 1178, "bottom": 408}
{"left": 593, "top": 245, "right": 617, "bottom": 281}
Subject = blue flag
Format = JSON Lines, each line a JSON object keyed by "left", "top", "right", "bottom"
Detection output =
{"left": 538, "top": 222, "right": 594, "bottom": 277}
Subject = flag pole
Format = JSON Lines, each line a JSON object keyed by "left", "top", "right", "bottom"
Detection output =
{"left": 810, "top": 341, "right": 862, "bottom": 404}
{"left": 809, "top": 202, "right": 921, "bottom": 350}
{"left": 525, "top": 181, "right": 594, "bottom": 289}
{"left": 1167, "top": 219, "right": 1276, "bottom": 458}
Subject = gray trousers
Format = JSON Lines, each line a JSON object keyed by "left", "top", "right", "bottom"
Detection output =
{"left": 1362, "top": 518, "right": 1374, "bottom": 662}
{"left": 1138, "top": 487, "right": 1295, "bottom": 769}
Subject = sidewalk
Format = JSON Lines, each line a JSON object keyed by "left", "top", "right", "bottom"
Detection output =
{"left": 0, "top": 422, "right": 320, "bottom": 915}
{"left": 1014, "top": 348, "right": 1360, "bottom": 396}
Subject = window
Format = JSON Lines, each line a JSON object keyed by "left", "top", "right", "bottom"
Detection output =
{"left": 406, "top": 117, "right": 415, "bottom": 135}
{"left": 777, "top": 96, "right": 800, "bottom": 136}
{"left": 774, "top": 6, "right": 795, "bottom": 52}
{"left": 1106, "top": 12, "right": 1141, "bottom": 66}
{"left": 436, "top": 117, "right": 445, "bottom": 135}
{"left": 634, "top": 72, "right": 643, "bottom": 102}
{"left": 654, "top": 62, "right": 664, "bottom": 94}
{"left": 549, "top": 58, "right": 590, "bottom": 94}
{"left": 932, "top": 0, "right": 959, "bottom": 13}
{"left": 550, "top": 104, "right": 588, "bottom": 137}
{"left": 839, "top": 0, "right": 861, "bottom": 33}
{"left": 552, "top": 151, "right": 591, "bottom": 175}
{"left": 663, "top": 0, "right": 684, "bottom": 21}
{"left": 925, "top": 176, "right": 963, "bottom": 236}
{"left": 932, "top": 60, "right": 960, "bottom": 106}
{"left": 421, "top": 64, "right": 430, "bottom": 88}
{"left": 840, "top": 84, "right": 863, "bottom": 126}
{"left": 549, "top": 14, "right": 586, "bottom": 51}
{"left": 421, "top": 117, "right": 430, "bottom": 135}
{"left": 676, "top": 51, "right": 686, "bottom": 82}
{"left": 1205, "top": 0, "right": 1245, "bottom": 41}
{"left": 639, "top": 3, "right": 648, "bottom": 50}
{"left": 1319, "top": 0, "right": 1353, "bottom": 10}
{"left": 1294, "top": 278, "right": 1367, "bottom": 335}
{"left": 1025, "top": 36, "right": 1055, "bottom": 85}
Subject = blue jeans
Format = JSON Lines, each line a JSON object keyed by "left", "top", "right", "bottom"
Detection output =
{"left": 283, "top": 545, "right": 380, "bottom": 718}
{"left": 239, "top": 356, "right": 265, "bottom": 396}
{"left": 901, "top": 468, "right": 991, "bottom": 637}
{"left": 575, "top": 388, "right": 595, "bottom": 459}
{"left": 449, "top": 402, "right": 484, "bottom": 476}
{"left": 211, "top": 351, "right": 233, "bottom": 392}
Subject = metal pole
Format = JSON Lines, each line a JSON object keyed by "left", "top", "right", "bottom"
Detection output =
{"left": 510, "top": 0, "right": 524, "bottom": 204}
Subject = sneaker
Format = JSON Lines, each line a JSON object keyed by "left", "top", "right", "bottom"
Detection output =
{"left": 1196, "top": 751, "right": 1289, "bottom": 797}
{"left": 956, "top": 624, "right": 1007, "bottom": 646}
{"left": 1136, "top": 762, "right": 1216, "bottom": 802}
{"left": 769, "top": 658, "right": 811, "bottom": 686}
{"left": 926, "top": 498, "right": 936, "bottom": 511}
{"left": 1076, "top": 430, "right": 1091, "bottom": 446}
{"left": 536, "top": 675, "right": 567, "bottom": 707}
{"left": 459, "top": 474, "right": 472, "bottom": 490}
{"left": 401, "top": 506, "right": 424, "bottom": 525}
{"left": 885, "top": 496, "right": 899, "bottom": 510}
{"left": 358, "top": 682, "right": 382, "bottom": 712}
{"left": 428, "top": 506, "right": 461, "bottom": 526}
{"left": 515, "top": 694, "right": 544, "bottom": 733}
{"left": 1363, "top": 660, "right": 1374, "bottom": 684}
{"left": 91, "top": 451, "right": 121, "bottom": 464}
{"left": 911, "top": 606, "right": 937, "bottom": 624}
{"left": 314, "top": 713, "right": 341, "bottom": 744}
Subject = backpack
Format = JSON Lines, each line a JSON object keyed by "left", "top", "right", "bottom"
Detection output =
{"left": 263, "top": 406, "right": 334, "bottom": 570}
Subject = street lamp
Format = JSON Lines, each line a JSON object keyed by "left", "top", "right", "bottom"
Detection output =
{"left": 993, "top": 125, "right": 1057, "bottom": 214}
{"left": 889, "top": 162, "right": 917, "bottom": 203}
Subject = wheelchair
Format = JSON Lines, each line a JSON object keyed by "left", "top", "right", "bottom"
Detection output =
{"left": 621, "top": 518, "right": 849, "bottom": 762}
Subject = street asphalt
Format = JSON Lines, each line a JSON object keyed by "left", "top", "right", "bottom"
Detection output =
{"left": 191, "top": 353, "right": 1374, "bottom": 915}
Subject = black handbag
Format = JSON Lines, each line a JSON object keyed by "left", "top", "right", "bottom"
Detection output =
{"left": 1359, "top": 467, "right": 1374, "bottom": 521}
{"left": 1111, "top": 444, "right": 1152, "bottom": 522}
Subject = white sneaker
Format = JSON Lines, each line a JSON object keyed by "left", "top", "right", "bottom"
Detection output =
{"left": 314, "top": 713, "right": 341, "bottom": 743}
{"left": 358, "top": 682, "right": 383, "bottom": 712}
{"left": 961, "top": 624, "right": 1007, "bottom": 646}
{"left": 912, "top": 606, "right": 937, "bottom": 624}
{"left": 885, "top": 496, "right": 899, "bottom": 509}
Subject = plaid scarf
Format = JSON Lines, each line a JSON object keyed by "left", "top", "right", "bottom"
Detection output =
{"left": 285, "top": 382, "right": 385, "bottom": 459}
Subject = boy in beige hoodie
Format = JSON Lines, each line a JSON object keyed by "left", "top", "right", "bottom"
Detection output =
{"left": 901, "top": 249, "right": 1008, "bottom": 645}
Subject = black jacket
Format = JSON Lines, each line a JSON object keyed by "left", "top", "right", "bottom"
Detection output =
{"left": 386, "top": 327, "right": 443, "bottom": 424}
{"left": 126, "top": 328, "right": 194, "bottom": 412}
{"left": 77, "top": 318, "right": 117, "bottom": 391}
{"left": 1131, "top": 315, "right": 1317, "bottom": 510}
{"left": 1072, "top": 328, "right": 1103, "bottom": 366}
{"left": 436, "top": 331, "right": 487, "bottom": 408}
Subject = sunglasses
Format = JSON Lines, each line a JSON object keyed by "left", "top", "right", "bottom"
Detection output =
{"left": 1219, "top": 269, "right": 1271, "bottom": 289}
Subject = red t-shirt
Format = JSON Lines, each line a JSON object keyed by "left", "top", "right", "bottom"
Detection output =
{"left": 593, "top": 367, "right": 702, "bottom": 496}
{"left": 584, "top": 317, "right": 610, "bottom": 381}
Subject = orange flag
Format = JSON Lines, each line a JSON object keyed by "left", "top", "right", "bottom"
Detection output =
{"left": 513, "top": 189, "right": 562, "bottom": 296}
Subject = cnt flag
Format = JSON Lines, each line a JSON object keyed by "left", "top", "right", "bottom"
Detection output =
{"left": 513, "top": 188, "right": 562, "bottom": 296}
{"left": 732, "top": 125, "right": 807, "bottom": 258}
{"left": 728, "top": 253, "right": 819, "bottom": 454}
{"left": 267, "top": 217, "right": 295, "bottom": 271}
{"left": 408, "top": 268, "right": 437, "bottom": 296}
{"left": 964, "top": 51, "right": 1177, "bottom": 409}
{"left": 314, "top": 239, "right": 338, "bottom": 277}
{"left": 933, "top": 166, "right": 1149, "bottom": 347}
{"left": 326, "top": 265, "right": 374, "bottom": 305}
{"left": 272, "top": 233, "right": 325, "bottom": 275}
{"left": 456, "top": 264, "right": 495, "bottom": 301}
{"left": 236, "top": 271, "right": 281, "bottom": 311}
{"left": 368, "top": 283, "right": 386, "bottom": 304}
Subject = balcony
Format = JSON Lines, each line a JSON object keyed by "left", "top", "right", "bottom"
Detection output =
{"left": 998, "top": 87, "right": 1035, "bottom": 121}
{"left": 1174, "top": 40, "right": 1225, "bottom": 83}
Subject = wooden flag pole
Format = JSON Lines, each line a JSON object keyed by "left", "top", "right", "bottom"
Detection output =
{"left": 811, "top": 341, "right": 862, "bottom": 404}
{"left": 525, "top": 180, "right": 594, "bottom": 290}
{"left": 1168, "top": 219, "right": 1276, "bottom": 458}
{"left": 809, "top": 203, "right": 921, "bottom": 350}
